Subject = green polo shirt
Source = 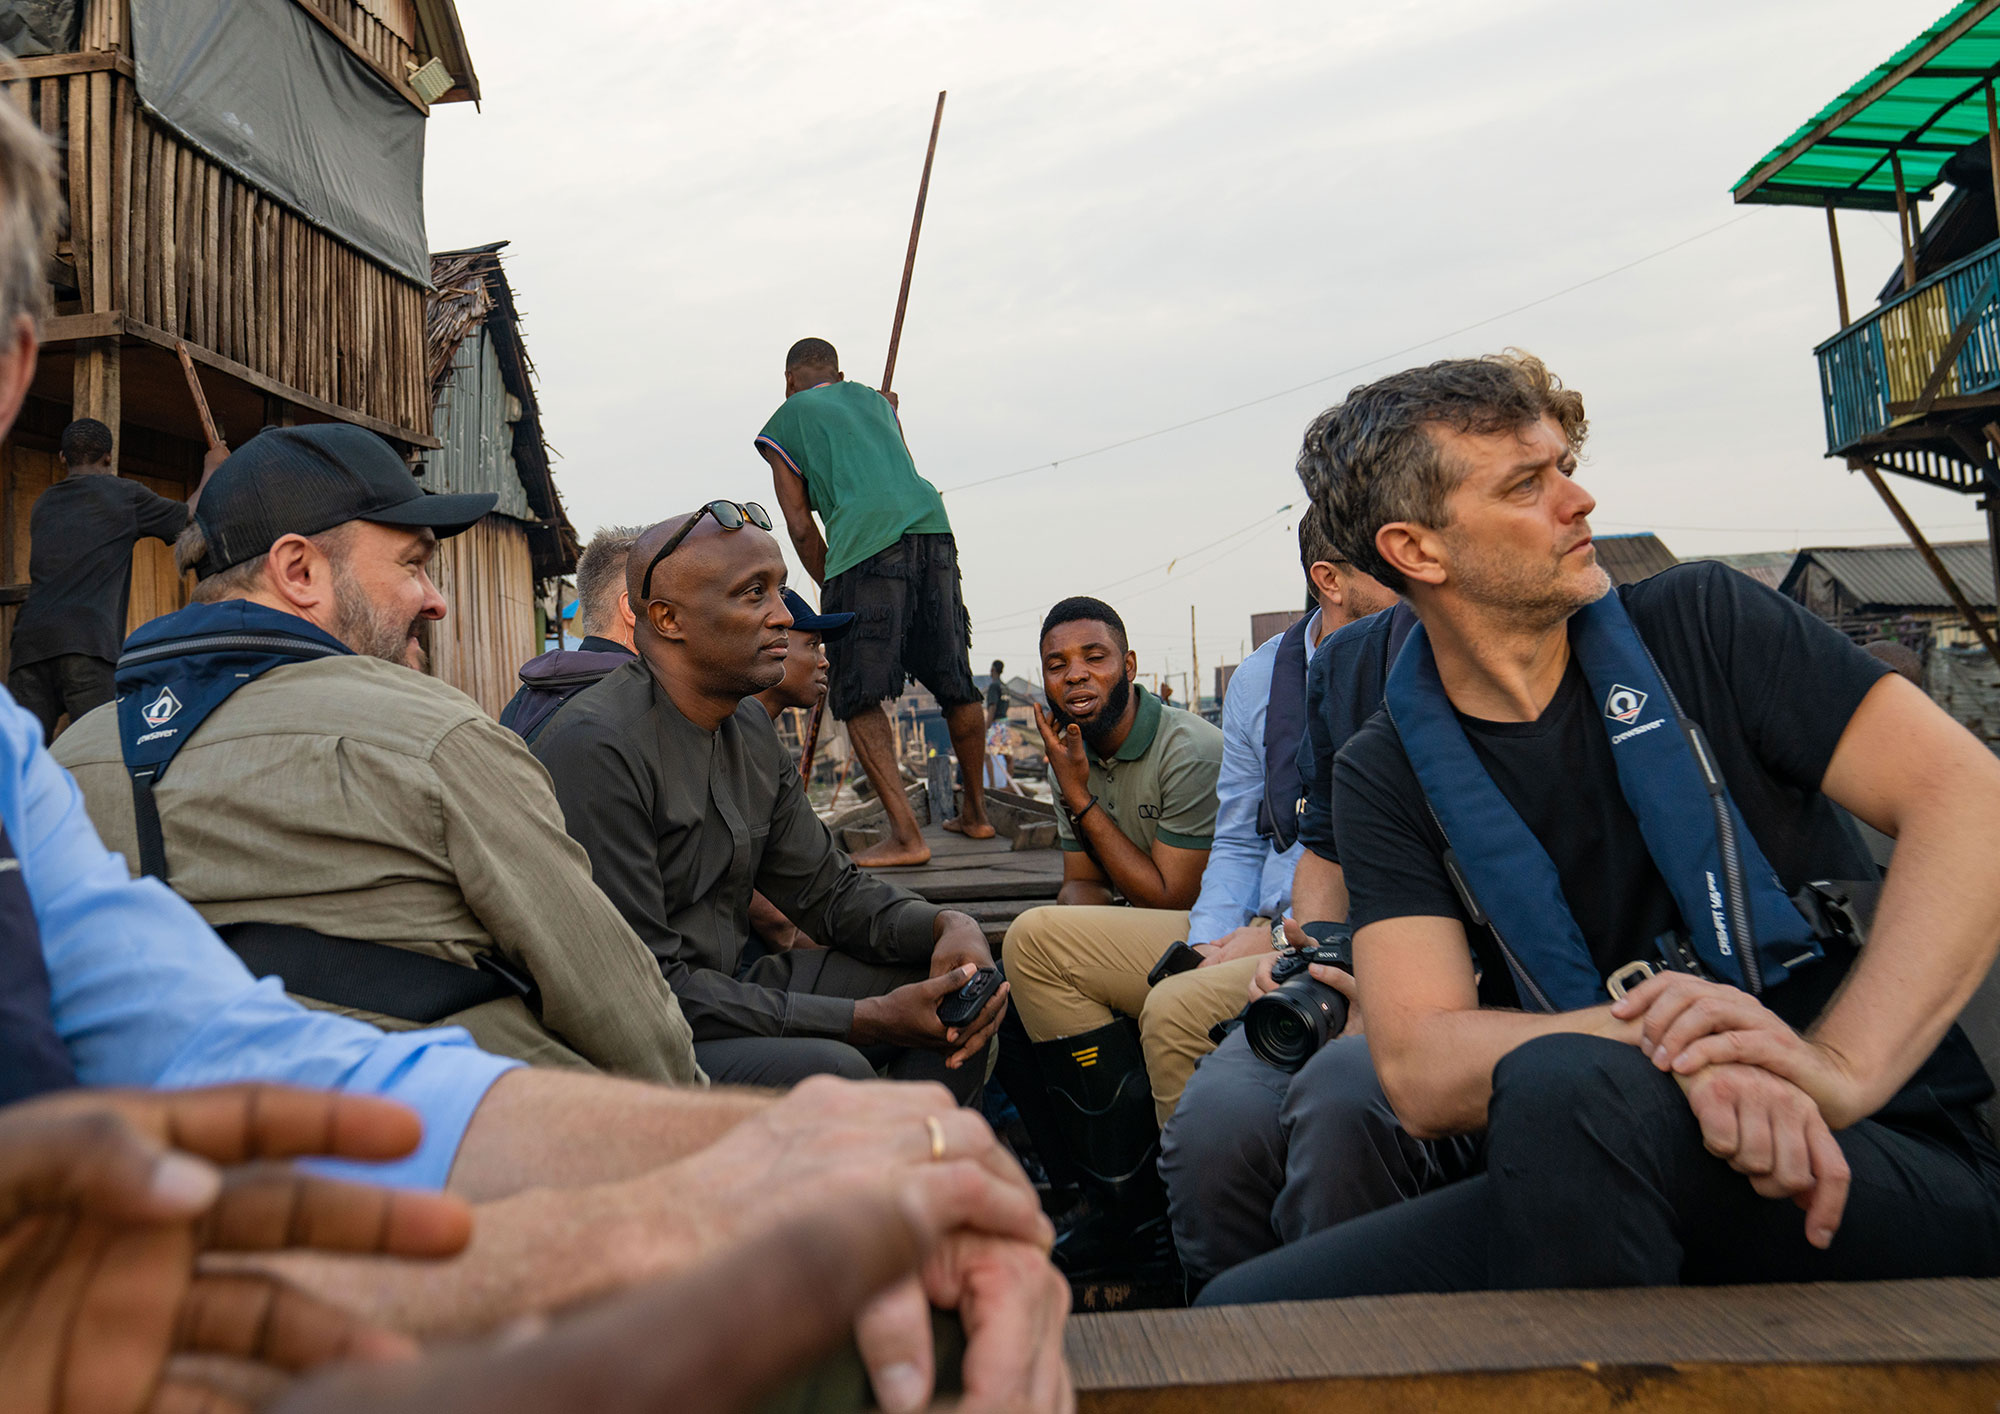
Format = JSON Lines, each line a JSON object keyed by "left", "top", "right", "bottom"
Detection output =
{"left": 754, "top": 380, "right": 952, "bottom": 581}
{"left": 1054, "top": 685, "right": 1223, "bottom": 856}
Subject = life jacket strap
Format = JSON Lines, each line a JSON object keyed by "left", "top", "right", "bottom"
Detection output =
{"left": 130, "top": 767, "right": 169, "bottom": 881}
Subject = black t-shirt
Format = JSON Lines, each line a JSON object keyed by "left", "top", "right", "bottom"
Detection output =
{"left": 9, "top": 475, "right": 189, "bottom": 667}
{"left": 1333, "top": 561, "right": 1990, "bottom": 1113}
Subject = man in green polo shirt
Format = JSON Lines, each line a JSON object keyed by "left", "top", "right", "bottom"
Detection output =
{"left": 755, "top": 337, "right": 992, "bottom": 867}
{"left": 1001, "top": 595, "right": 1223, "bottom": 1278}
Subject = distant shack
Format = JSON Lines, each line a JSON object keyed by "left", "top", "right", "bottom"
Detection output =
{"left": 422, "top": 243, "right": 577, "bottom": 716}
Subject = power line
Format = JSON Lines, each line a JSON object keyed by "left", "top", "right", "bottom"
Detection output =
{"left": 975, "top": 502, "right": 1295, "bottom": 631}
{"left": 936, "top": 211, "right": 1763, "bottom": 497}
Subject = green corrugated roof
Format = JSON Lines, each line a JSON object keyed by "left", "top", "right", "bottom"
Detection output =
{"left": 1734, "top": 0, "right": 2000, "bottom": 211}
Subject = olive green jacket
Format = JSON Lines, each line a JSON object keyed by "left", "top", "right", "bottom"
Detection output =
{"left": 54, "top": 655, "right": 702, "bottom": 1085}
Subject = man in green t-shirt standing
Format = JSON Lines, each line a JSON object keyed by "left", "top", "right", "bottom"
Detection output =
{"left": 755, "top": 337, "right": 993, "bottom": 866}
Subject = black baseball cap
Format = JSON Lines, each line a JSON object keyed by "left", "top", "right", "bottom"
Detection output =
{"left": 779, "top": 586, "right": 855, "bottom": 640}
{"left": 191, "top": 423, "right": 497, "bottom": 579}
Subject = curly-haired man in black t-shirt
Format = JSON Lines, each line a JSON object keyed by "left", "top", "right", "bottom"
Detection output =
{"left": 1198, "top": 351, "right": 2000, "bottom": 1303}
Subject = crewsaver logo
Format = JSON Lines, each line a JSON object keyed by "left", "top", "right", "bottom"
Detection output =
{"left": 141, "top": 686, "right": 182, "bottom": 729}
{"left": 1604, "top": 685, "right": 1648, "bottom": 725}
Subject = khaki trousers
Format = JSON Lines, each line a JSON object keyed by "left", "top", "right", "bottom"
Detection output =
{"left": 1002, "top": 904, "right": 1263, "bottom": 1125}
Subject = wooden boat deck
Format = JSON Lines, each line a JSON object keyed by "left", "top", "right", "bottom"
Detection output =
{"left": 1066, "top": 1279, "right": 2000, "bottom": 1412}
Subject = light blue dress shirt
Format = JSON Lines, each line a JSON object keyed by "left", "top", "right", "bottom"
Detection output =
{"left": 1184, "top": 610, "right": 1318, "bottom": 946}
{"left": 12, "top": 691, "right": 518, "bottom": 1188}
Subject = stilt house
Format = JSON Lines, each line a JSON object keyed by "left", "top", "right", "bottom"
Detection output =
{"left": 1731, "top": 0, "right": 2000, "bottom": 669}
{"left": 422, "top": 242, "right": 577, "bottom": 717}
{"left": 0, "top": 0, "right": 479, "bottom": 670}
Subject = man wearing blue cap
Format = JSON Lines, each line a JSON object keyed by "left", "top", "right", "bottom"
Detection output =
{"left": 755, "top": 584, "right": 855, "bottom": 720}
{"left": 749, "top": 586, "right": 855, "bottom": 951}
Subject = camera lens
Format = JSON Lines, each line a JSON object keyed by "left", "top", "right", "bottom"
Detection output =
{"left": 1244, "top": 978, "right": 1347, "bottom": 1072}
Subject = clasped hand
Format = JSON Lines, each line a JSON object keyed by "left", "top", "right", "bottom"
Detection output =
{"left": 1612, "top": 973, "right": 1858, "bottom": 1247}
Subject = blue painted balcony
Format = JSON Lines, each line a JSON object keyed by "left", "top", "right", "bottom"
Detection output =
{"left": 1816, "top": 237, "right": 2000, "bottom": 490}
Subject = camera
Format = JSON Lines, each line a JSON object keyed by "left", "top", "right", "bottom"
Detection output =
{"left": 1243, "top": 924, "right": 1353, "bottom": 1072}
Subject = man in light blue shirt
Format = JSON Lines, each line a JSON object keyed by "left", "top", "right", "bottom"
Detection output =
{"left": 1170, "top": 506, "right": 1394, "bottom": 963}
{"left": 1181, "top": 618, "right": 1317, "bottom": 950}
{"left": 11, "top": 678, "right": 516, "bottom": 1187}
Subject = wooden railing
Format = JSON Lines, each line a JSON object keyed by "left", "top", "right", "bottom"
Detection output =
{"left": 6, "top": 55, "right": 432, "bottom": 439}
{"left": 1817, "top": 237, "right": 2000, "bottom": 455}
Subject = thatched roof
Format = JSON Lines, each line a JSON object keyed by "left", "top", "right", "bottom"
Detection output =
{"left": 426, "top": 242, "right": 579, "bottom": 577}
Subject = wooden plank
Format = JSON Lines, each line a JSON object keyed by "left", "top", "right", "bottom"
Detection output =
{"left": 1069, "top": 1279, "right": 2000, "bottom": 1410}
{"left": 111, "top": 76, "right": 131, "bottom": 317}
{"left": 201, "top": 158, "right": 219, "bottom": 352}
{"left": 66, "top": 75, "right": 89, "bottom": 307}
{"left": 8, "top": 52, "right": 135, "bottom": 82}
{"left": 156, "top": 132, "right": 177, "bottom": 333}
{"left": 86, "top": 70, "right": 111, "bottom": 312}
{"left": 216, "top": 175, "right": 233, "bottom": 366}
{"left": 284, "top": 0, "right": 430, "bottom": 114}
{"left": 121, "top": 315, "right": 440, "bottom": 447}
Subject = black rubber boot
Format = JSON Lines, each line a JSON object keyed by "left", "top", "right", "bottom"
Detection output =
{"left": 1031, "top": 1020, "right": 1178, "bottom": 1281}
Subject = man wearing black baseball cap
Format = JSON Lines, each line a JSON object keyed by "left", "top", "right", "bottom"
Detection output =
{"left": 53, "top": 423, "right": 703, "bottom": 1086}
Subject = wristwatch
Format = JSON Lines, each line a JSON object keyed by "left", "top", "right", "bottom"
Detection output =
{"left": 1269, "top": 917, "right": 1288, "bottom": 951}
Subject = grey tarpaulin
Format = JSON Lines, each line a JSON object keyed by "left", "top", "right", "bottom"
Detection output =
{"left": 0, "top": 1, "right": 81, "bottom": 57}
{"left": 127, "top": 0, "right": 428, "bottom": 284}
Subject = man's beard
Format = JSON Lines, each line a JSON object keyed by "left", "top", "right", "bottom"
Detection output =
{"left": 1444, "top": 529, "right": 1609, "bottom": 632}
{"left": 332, "top": 568, "right": 425, "bottom": 671}
{"left": 1048, "top": 670, "right": 1132, "bottom": 753}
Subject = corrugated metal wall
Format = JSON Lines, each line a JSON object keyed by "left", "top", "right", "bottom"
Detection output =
{"left": 426, "top": 324, "right": 533, "bottom": 520}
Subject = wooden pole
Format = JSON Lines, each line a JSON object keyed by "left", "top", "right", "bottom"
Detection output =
{"left": 1856, "top": 458, "right": 2000, "bottom": 667}
{"left": 1825, "top": 198, "right": 1851, "bottom": 329}
{"left": 1189, "top": 604, "right": 1200, "bottom": 712}
{"left": 174, "top": 341, "right": 222, "bottom": 451}
{"left": 1986, "top": 84, "right": 2000, "bottom": 237}
{"left": 1892, "top": 151, "right": 1919, "bottom": 293}
{"left": 798, "top": 695, "right": 826, "bottom": 779}
{"left": 880, "top": 90, "right": 946, "bottom": 396}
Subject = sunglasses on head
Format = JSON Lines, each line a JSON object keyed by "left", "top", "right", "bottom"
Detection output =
{"left": 640, "top": 499, "right": 773, "bottom": 600}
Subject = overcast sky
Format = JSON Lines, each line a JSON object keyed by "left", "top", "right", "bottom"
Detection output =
{"left": 424, "top": 0, "right": 1986, "bottom": 696}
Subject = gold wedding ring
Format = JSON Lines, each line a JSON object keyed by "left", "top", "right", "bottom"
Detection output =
{"left": 925, "top": 1114, "right": 948, "bottom": 1163}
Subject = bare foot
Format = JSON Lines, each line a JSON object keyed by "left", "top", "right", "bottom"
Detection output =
{"left": 851, "top": 836, "right": 932, "bottom": 868}
{"left": 941, "top": 817, "right": 997, "bottom": 840}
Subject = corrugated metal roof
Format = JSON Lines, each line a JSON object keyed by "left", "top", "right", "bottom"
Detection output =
{"left": 1592, "top": 533, "right": 1679, "bottom": 585}
{"left": 429, "top": 327, "right": 533, "bottom": 520}
{"left": 1780, "top": 540, "right": 1996, "bottom": 610}
{"left": 1706, "top": 550, "right": 1800, "bottom": 591}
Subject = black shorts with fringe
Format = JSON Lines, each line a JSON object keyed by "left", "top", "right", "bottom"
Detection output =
{"left": 822, "top": 532, "right": 980, "bottom": 721}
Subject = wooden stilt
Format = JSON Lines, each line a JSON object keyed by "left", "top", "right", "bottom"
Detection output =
{"left": 1856, "top": 459, "right": 1999, "bottom": 667}
{"left": 1825, "top": 199, "right": 1850, "bottom": 329}
{"left": 71, "top": 337, "right": 120, "bottom": 465}
{"left": 1892, "top": 151, "right": 1919, "bottom": 292}
{"left": 1986, "top": 85, "right": 2000, "bottom": 236}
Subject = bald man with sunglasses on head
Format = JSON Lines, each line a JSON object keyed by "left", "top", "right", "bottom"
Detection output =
{"left": 534, "top": 505, "right": 1009, "bottom": 1099}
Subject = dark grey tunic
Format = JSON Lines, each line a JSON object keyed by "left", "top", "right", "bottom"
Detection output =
{"left": 534, "top": 660, "right": 940, "bottom": 1041}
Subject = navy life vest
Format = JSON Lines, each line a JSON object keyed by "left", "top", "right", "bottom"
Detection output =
{"left": 1258, "top": 612, "right": 1314, "bottom": 850}
{"left": 115, "top": 601, "right": 351, "bottom": 880}
{"left": 500, "top": 645, "right": 634, "bottom": 744}
{"left": 1383, "top": 592, "right": 1823, "bottom": 1012}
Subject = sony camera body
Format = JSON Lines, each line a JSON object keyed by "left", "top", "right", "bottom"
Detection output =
{"left": 1243, "top": 923, "right": 1353, "bottom": 1072}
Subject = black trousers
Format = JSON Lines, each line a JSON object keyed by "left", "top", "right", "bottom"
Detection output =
{"left": 8, "top": 654, "right": 115, "bottom": 743}
{"left": 1199, "top": 1033, "right": 2000, "bottom": 1304}
{"left": 692, "top": 948, "right": 988, "bottom": 1106}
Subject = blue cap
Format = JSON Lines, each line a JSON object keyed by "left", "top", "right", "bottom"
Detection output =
{"left": 780, "top": 586, "right": 855, "bottom": 640}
